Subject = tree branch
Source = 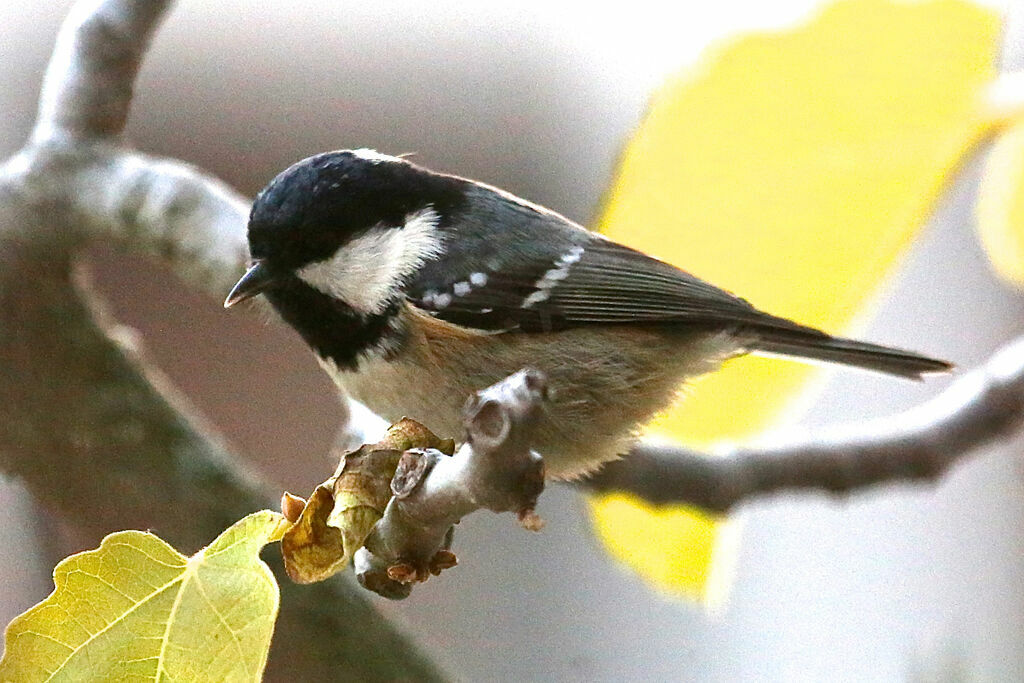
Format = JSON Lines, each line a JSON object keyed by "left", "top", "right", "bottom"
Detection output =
{"left": 34, "top": 0, "right": 170, "bottom": 143}
{"left": 354, "top": 369, "right": 548, "bottom": 599}
{"left": 583, "top": 337, "right": 1024, "bottom": 512}
{"left": 0, "top": 0, "right": 443, "bottom": 679}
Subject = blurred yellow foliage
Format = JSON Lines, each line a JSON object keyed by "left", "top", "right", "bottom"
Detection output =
{"left": 590, "top": 0, "right": 1001, "bottom": 599}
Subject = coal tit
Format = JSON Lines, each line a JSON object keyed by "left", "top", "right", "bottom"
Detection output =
{"left": 225, "top": 149, "right": 951, "bottom": 479}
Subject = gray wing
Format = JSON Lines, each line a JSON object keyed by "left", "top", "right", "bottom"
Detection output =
{"left": 405, "top": 184, "right": 951, "bottom": 378}
{"left": 406, "top": 184, "right": 781, "bottom": 333}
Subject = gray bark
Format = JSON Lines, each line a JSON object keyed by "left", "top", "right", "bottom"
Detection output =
{"left": 0, "top": 0, "right": 443, "bottom": 679}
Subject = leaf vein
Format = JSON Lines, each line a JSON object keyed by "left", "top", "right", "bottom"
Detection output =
{"left": 44, "top": 574, "right": 185, "bottom": 682}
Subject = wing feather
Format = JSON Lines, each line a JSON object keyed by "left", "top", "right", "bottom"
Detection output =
{"left": 407, "top": 234, "right": 779, "bottom": 333}
{"left": 402, "top": 184, "right": 950, "bottom": 379}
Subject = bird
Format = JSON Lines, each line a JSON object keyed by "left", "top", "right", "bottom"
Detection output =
{"left": 225, "top": 148, "right": 951, "bottom": 479}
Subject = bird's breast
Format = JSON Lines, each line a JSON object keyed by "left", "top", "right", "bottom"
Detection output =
{"left": 321, "top": 306, "right": 743, "bottom": 478}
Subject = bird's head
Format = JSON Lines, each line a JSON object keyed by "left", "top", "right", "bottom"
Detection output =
{"left": 224, "top": 149, "right": 465, "bottom": 315}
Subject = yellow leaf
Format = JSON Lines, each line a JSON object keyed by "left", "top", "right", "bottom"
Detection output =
{"left": 0, "top": 510, "right": 288, "bottom": 682}
{"left": 589, "top": 0, "right": 1000, "bottom": 599}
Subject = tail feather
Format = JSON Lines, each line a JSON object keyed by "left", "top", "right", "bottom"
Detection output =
{"left": 746, "top": 326, "right": 952, "bottom": 380}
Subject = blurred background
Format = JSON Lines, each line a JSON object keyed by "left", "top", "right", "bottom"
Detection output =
{"left": 2, "top": 0, "right": 1024, "bottom": 680}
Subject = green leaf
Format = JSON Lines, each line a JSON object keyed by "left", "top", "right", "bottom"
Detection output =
{"left": 0, "top": 510, "right": 288, "bottom": 682}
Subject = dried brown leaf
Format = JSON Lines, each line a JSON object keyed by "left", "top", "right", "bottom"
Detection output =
{"left": 280, "top": 419, "right": 453, "bottom": 583}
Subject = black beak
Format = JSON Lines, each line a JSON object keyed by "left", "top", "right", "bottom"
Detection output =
{"left": 224, "top": 260, "right": 276, "bottom": 308}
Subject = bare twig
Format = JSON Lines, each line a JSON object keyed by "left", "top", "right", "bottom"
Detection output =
{"left": 355, "top": 369, "right": 548, "bottom": 599}
{"left": 583, "top": 337, "right": 1024, "bottom": 511}
{"left": 0, "top": 0, "right": 443, "bottom": 680}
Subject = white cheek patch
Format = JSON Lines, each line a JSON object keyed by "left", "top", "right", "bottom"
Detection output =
{"left": 297, "top": 207, "right": 443, "bottom": 314}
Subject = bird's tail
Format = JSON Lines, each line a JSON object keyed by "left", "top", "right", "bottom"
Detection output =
{"left": 744, "top": 324, "right": 952, "bottom": 380}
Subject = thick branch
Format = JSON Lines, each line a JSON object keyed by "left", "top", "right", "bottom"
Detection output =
{"left": 584, "top": 337, "right": 1024, "bottom": 512}
{"left": 74, "top": 148, "right": 250, "bottom": 292}
{"left": 34, "top": 0, "right": 171, "bottom": 142}
{"left": 0, "top": 0, "right": 443, "bottom": 679}
{"left": 0, "top": 240, "right": 442, "bottom": 680}
{"left": 354, "top": 370, "right": 548, "bottom": 599}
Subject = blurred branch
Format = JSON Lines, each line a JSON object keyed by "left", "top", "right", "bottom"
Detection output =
{"left": 0, "top": 0, "right": 442, "bottom": 680}
{"left": 33, "top": 0, "right": 169, "bottom": 142}
{"left": 584, "top": 338, "right": 1024, "bottom": 512}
